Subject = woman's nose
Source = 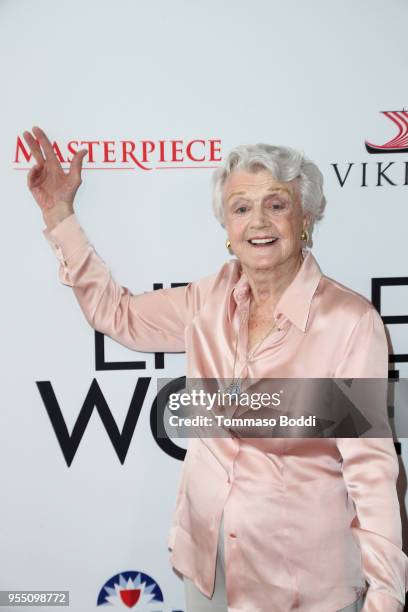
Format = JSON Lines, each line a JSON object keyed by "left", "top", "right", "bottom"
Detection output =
{"left": 249, "top": 207, "right": 269, "bottom": 227}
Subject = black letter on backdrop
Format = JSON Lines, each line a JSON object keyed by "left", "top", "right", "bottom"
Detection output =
{"left": 37, "top": 377, "right": 150, "bottom": 466}
{"left": 372, "top": 275, "right": 408, "bottom": 455}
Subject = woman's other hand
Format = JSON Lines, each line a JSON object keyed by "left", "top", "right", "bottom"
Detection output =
{"left": 23, "top": 126, "right": 87, "bottom": 230}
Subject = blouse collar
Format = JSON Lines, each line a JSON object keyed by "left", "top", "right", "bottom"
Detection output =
{"left": 227, "top": 248, "right": 323, "bottom": 333}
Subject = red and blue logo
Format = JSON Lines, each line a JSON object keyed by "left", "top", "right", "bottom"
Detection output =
{"left": 97, "top": 570, "right": 180, "bottom": 610}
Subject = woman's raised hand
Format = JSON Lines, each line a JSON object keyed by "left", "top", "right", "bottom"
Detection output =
{"left": 23, "top": 126, "right": 87, "bottom": 229}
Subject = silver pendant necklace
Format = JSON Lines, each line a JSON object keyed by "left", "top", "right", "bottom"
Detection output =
{"left": 224, "top": 311, "right": 278, "bottom": 397}
{"left": 224, "top": 252, "right": 302, "bottom": 397}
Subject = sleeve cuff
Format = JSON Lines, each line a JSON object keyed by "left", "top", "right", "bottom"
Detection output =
{"left": 43, "top": 213, "right": 90, "bottom": 264}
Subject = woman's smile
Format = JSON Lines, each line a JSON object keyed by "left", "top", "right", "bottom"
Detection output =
{"left": 247, "top": 236, "right": 280, "bottom": 247}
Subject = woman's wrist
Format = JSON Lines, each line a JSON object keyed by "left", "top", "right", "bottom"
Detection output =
{"left": 42, "top": 202, "right": 75, "bottom": 231}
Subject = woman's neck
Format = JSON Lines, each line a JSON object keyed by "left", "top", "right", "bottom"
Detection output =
{"left": 242, "top": 251, "right": 304, "bottom": 309}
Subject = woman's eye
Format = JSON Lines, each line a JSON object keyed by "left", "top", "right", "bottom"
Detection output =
{"left": 234, "top": 205, "right": 248, "bottom": 214}
{"left": 268, "top": 199, "right": 288, "bottom": 211}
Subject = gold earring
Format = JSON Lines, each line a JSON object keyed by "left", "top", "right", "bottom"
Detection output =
{"left": 225, "top": 239, "right": 234, "bottom": 255}
{"left": 301, "top": 229, "right": 309, "bottom": 243}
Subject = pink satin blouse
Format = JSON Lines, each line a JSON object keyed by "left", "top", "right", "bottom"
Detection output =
{"left": 43, "top": 213, "right": 408, "bottom": 611}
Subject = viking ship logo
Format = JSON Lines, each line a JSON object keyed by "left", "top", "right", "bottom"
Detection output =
{"left": 365, "top": 109, "right": 408, "bottom": 154}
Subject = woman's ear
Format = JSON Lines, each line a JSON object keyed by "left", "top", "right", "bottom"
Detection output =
{"left": 303, "top": 212, "right": 311, "bottom": 230}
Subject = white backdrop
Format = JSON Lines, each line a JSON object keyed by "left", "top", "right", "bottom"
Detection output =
{"left": 1, "top": 1, "right": 408, "bottom": 610}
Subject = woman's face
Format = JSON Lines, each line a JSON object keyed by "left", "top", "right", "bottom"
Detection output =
{"left": 222, "top": 169, "right": 308, "bottom": 272}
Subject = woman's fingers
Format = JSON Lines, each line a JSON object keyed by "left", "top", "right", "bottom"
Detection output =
{"left": 32, "top": 126, "right": 60, "bottom": 166}
{"left": 24, "top": 127, "right": 85, "bottom": 209}
{"left": 23, "top": 130, "right": 45, "bottom": 165}
{"left": 68, "top": 149, "right": 87, "bottom": 182}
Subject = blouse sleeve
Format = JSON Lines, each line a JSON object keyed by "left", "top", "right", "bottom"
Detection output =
{"left": 42, "top": 213, "right": 201, "bottom": 353}
{"left": 334, "top": 307, "right": 408, "bottom": 611}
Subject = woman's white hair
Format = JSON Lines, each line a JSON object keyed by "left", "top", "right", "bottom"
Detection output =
{"left": 212, "top": 143, "right": 326, "bottom": 243}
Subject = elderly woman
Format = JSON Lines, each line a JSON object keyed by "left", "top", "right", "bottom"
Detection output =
{"left": 25, "top": 126, "right": 408, "bottom": 612}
